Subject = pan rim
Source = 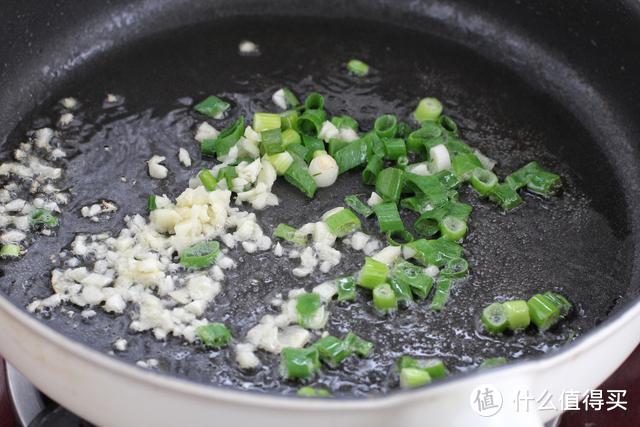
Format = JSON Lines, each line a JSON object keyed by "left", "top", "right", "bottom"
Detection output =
{"left": 1, "top": 289, "right": 639, "bottom": 408}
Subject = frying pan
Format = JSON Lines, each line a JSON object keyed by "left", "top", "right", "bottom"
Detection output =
{"left": 0, "top": 0, "right": 639, "bottom": 425}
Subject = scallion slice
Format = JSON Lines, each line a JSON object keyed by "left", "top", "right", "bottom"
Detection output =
{"left": 296, "top": 293, "right": 322, "bottom": 328}
{"left": 373, "top": 283, "right": 397, "bottom": 313}
{"left": 334, "top": 138, "right": 369, "bottom": 174}
{"left": 430, "top": 277, "right": 452, "bottom": 311}
{"left": 260, "top": 128, "right": 284, "bottom": 155}
{"left": 267, "top": 151, "right": 294, "bottom": 175}
{"left": 347, "top": 59, "right": 370, "bottom": 76}
{"left": 179, "top": 240, "right": 220, "bottom": 269}
{"left": 336, "top": 276, "right": 357, "bottom": 301}
{"left": 324, "top": 208, "right": 361, "bottom": 237}
{"left": 253, "top": 112, "right": 281, "bottom": 132}
{"left": 413, "top": 97, "right": 443, "bottom": 123}
{"left": 479, "top": 357, "right": 507, "bottom": 369}
{"left": 194, "top": 95, "right": 230, "bottom": 118}
{"left": 439, "top": 257, "right": 468, "bottom": 278}
{"left": 527, "top": 294, "right": 561, "bottom": 331}
{"left": 284, "top": 155, "right": 317, "bottom": 198}
{"left": 375, "top": 167, "right": 404, "bottom": 203}
{"left": 280, "top": 347, "right": 321, "bottom": 380}
{"left": 273, "top": 223, "right": 307, "bottom": 246}
{"left": 405, "top": 238, "right": 463, "bottom": 267}
{"left": 331, "top": 115, "right": 359, "bottom": 131}
{"left": 386, "top": 230, "right": 414, "bottom": 246}
{"left": 30, "top": 209, "right": 59, "bottom": 228}
{"left": 282, "top": 128, "right": 301, "bottom": 147}
{"left": 297, "top": 386, "right": 331, "bottom": 398}
{"left": 147, "top": 195, "right": 157, "bottom": 212}
{"left": 280, "top": 110, "right": 299, "bottom": 130}
{"left": 295, "top": 109, "right": 326, "bottom": 136}
{"left": 313, "top": 335, "right": 352, "bottom": 367}
{"left": 489, "top": 183, "right": 523, "bottom": 210}
{"left": 399, "top": 368, "right": 432, "bottom": 389}
{"left": 373, "top": 202, "right": 404, "bottom": 233}
{"left": 0, "top": 244, "right": 21, "bottom": 258}
{"left": 452, "top": 153, "right": 482, "bottom": 181}
{"left": 357, "top": 257, "right": 389, "bottom": 289}
{"left": 544, "top": 291, "right": 572, "bottom": 317}
{"left": 374, "top": 114, "right": 398, "bottom": 138}
{"left": 344, "top": 332, "right": 374, "bottom": 357}
{"left": 202, "top": 115, "right": 245, "bottom": 157}
{"left": 282, "top": 87, "right": 300, "bottom": 108}
{"left": 391, "top": 260, "right": 433, "bottom": 299}
{"left": 389, "top": 278, "right": 413, "bottom": 305}
{"left": 362, "top": 154, "right": 383, "bottom": 185}
{"left": 344, "top": 195, "right": 374, "bottom": 217}
{"left": 383, "top": 137, "right": 407, "bottom": 161}
{"left": 439, "top": 216, "right": 468, "bottom": 241}
{"left": 480, "top": 302, "right": 508, "bottom": 334}
{"left": 196, "top": 322, "right": 232, "bottom": 348}
{"left": 470, "top": 167, "right": 498, "bottom": 196}
{"left": 198, "top": 169, "right": 218, "bottom": 191}
{"left": 398, "top": 356, "right": 448, "bottom": 379}
{"left": 304, "top": 92, "right": 325, "bottom": 110}
{"left": 503, "top": 300, "right": 531, "bottom": 331}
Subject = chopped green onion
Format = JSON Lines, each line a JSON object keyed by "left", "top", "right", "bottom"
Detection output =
{"left": 297, "top": 386, "right": 331, "bottom": 398}
{"left": 439, "top": 257, "right": 468, "bottom": 278}
{"left": 304, "top": 93, "right": 325, "bottom": 110}
{"left": 452, "top": 153, "right": 482, "bottom": 181}
{"left": 331, "top": 115, "right": 359, "bottom": 131}
{"left": 196, "top": 322, "right": 232, "bottom": 348}
{"left": 273, "top": 223, "right": 307, "bottom": 246}
{"left": 313, "top": 335, "right": 352, "bottom": 367}
{"left": 284, "top": 156, "right": 317, "bottom": 198}
{"left": 217, "top": 165, "right": 238, "bottom": 189}
{"left": 396, "top": 156, "right": 409, "bottom": 169}
{"left": 253, "top": 112, "right": 281, "bottom": 132}
{"left": 489, "top": 183, "right": 523, "bottom": 210}
{"left": 413, "top": 97, "right": 443, "bottom": 122}
{"left": 0, "top": 244, "right": 21, "bottom": 258}
{"left": 507, "top": 161, "right": 562, "bottom": 198}
{"left": 324, "top": 208, "right": 361, "bottom": 237}
{"left": 295, "top": 109, "right": 326, "bottom": 136}
{"left": 201, "top": 116, "right": 244, "bottom": 157}
{"left": 280, "top": 347, "right": 321, "bottom": 380}
{"left": 334, "top": 138, "right": 369, "bottom": 174}
{"left": 399, "top": 368, "right": 431, "bottom": 389}
{"left": 344, "top": 332, "right": 374, "bottom": 357}
{"left": 389, "top": 278, "right": 413, "bottom": 305}
{"left": 439, "top": 216, "right": 468, "bottom": 241}
{"left": 344, "top": 195, "right": 374, "bottom": 217}
{"left": 280, "top": 110, "right": 299, "bottom": 130}
{"left": 403, "top": 173, "right": 448, "bottom": 207}
{"left": 430, "top": 277, "right": 452, "bottom": 311}
{"left": 375, "top": 167, "right": 404, "bottom": 203}
{"left": 30, "top": 209, "right": 59, "bottom": 228}
{"left": 444, "top": 138, "right": 472, "bottom": 156}
{"left": 503, "top": 300, "right": 531, "bottom": 331}
{"left": 357, "top": 257, "right": 389, "bottom": 289}
{"left": 179, "top": 240, "right": 220, "bottom": 269}
{"left": 373, "top": 202, "right": 404, "bottom": 233}
{"left": 470, "top": 167, "right": 498, "bottom": 196}
{"left": 362, "top": 154, "right": 383, "bottom": 185}
{"left": 383, "top": 138, "right": 407, "bottom": 161}
{"left": 336, "top": 276, "right": 356, "bottom": 301}
{"left": 281, "top": 87, "right": 300, "bottom": 108}
{"left": 327, "top": 138, "right": 349, "bottom": 156}
{"left": 373, "top": 283, "right": 397, "bottom": 313}
{"left": 297, "top": 293, "right": 322, "bottom": 328}
{"left": 436, "top": 170, "right": 462, "bottom": 190}
{"left": 281, "top": 128, "right": 301, "bottom": 147}
{"left": 267, "top": 151, "right": 294, "bottom": 175}
{"left": 302, "top": 135, "right": 325, "bottom": 162}
{"left": 286, "top": 143, "right": 309, "bottom": 162}
{"left": 405, "top": 238, "right": 463, "bottom": 267}
{"left": 260, "top": 128, "right": 284, "bottom": 155}
{"left": 194, "top": 95, "right": 230, "bottom": 118}
{"left": 437, "top": 115, "right": 458, "bottom": 135}
{"left": 147, "top": 195, "right": 157, "bottom": 212}
{"left": 386, "top": 230, "right": 414, "bottom": 246}
{"left": 544, "top": 291, "right": 572, "bottom": 317}
{"left": 398, "top": 356, "right": 448, "bottom": 379}
{"left": 407, "top": 125, "right": 442, "bottom": 153}
{"left": 347, "top": 59, "right": 370, "bottom": 76}
{"left": 391, "top": 260, "right": 433, "bottom": 299}
{"left": 527, "top": 294, "right": 561, "bottom": 331}
{"left": 374, "top": 114, "right": 398, "bottom": 138}
{"left": 199, "top": 169, "right": 218, "bottom": 191}
{"left": 481, "top": 302, "right": 508, "bottom": 334}
{"left": 396, "top": 122, "right": 412, "bottom": 138}
{"left": 479, "top": 357, "right": 507, "bottom": 369}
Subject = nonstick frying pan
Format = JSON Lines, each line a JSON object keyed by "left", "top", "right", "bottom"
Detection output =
{"left": 0, "top": 0, "right": 639, "bottom": 426}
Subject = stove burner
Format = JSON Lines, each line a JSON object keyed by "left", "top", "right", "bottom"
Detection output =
{"left": 5, "top": 364, "right": 91, "bottom": 427}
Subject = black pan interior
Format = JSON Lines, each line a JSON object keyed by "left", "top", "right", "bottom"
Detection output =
{"left": 1, "top": 1, "right": 639, "bottom": 398}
